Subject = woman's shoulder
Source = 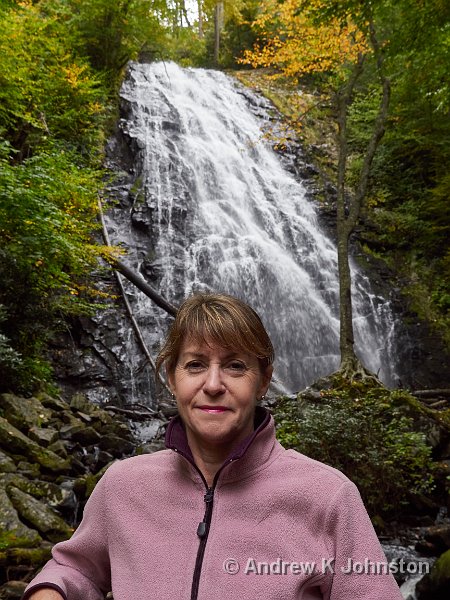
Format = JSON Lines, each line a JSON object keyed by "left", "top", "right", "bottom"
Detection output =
{"left": 100, "top": 449, "right": 176, "bottom": 483}
{"left": 276, "top": 447, "right": 355, "bottom": 493}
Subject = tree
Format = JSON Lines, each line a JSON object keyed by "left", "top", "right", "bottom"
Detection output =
{"left": 241, "top": 0, "right": 395, "bottom": 380}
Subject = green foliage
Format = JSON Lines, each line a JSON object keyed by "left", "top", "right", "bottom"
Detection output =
{"left": 164, "top": 28, "right": 208, "bottom": 67}
{"left": 0, "top": 142, "right": 105, "bottom": 393}
{"left": 54, "top": 0, "right": 170, "bottom": 87}
{"left": 0, "top": 1, "right": 106, "bottom": 158}
{"left": 274, "top": 385, "right": 435, "bottom": 518}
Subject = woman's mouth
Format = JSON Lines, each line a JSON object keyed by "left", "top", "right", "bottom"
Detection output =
{"left": 197, "top": 406, "right": 230, "bottom": 413}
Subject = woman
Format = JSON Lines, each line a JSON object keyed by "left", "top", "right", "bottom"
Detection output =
{"left": 23, "top": 293, "right": 402, "bottom": 600}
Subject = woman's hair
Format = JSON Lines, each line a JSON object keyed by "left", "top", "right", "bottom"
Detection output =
{"left": 156, "top": 292, "right": 274, "bottom": 377}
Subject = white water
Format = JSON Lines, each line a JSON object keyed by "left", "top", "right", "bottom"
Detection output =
{"left": 110, "top": 61, "right": 399, "bottom": 392}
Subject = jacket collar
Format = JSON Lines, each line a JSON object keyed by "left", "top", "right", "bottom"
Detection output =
{"left": 165, "top": 406, "right": 277, "bottom": 484}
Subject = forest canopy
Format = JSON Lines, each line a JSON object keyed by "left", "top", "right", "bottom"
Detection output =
{"left": 0, "top": 0, "right": 449, "bottom": 393}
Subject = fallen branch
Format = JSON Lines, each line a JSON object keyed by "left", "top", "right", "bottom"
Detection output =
{"left": 104, "top": 405, "right": 159, "bottom": 421}
{"left": 411, "top": 389, "right": 450, "bottom": 399}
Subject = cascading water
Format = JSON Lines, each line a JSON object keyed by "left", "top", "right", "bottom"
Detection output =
{"left": 105, "top": 61, "right": 399, "bottom": 394}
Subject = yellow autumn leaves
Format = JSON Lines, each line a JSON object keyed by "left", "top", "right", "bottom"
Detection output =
{"left": 240, "top": 0, "right": 368, "bottom": 79}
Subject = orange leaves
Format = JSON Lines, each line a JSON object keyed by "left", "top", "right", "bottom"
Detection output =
{"left": 239, "top": 0, "right": 368, "bottom": 80}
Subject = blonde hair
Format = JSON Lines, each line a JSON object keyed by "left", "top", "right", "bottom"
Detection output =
{"left": 156, "top": 293, "right": 274, "bottom": 377}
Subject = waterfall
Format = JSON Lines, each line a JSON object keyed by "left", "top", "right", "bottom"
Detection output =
{"left": 105, "top": 61, "right": 399, "bottom": 394}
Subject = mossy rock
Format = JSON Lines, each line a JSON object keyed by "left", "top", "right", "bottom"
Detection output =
{"left": 37, "top": 393, "right": 69, "bottom": 412}
{"left": 7, "top": 486, "right": 73, "bottom": 543}
{"left": 74, "top": 461, "right": 115, "bottom": 500}
{"left": 0, "top": 394, "right": 52, "bottom": 432}
{"left": 417, "top": 549, "right": 450, "bottom": 599}
{"left": 0, "top": 416, "right": 69, "bottom": 473}
{"left": 0, "top": 487, "right": 41, "bottom": 549}
{"left": 0, "top": 542, "right": 53, "bottom": 568}
{"left": 1, "top": 473, "right": 72, "bottom": 509}
{"left": 0, "top": 450, "right": 16, "bottom": 474}
{"left": 28, "top": 426, "right": 59, "bottom": 447}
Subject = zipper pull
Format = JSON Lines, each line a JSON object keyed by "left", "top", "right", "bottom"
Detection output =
{"left": 197, "top": 487, "right": 214, "bottom": 538}
{"left": 204, "top": 488, "right": 214, "bottom": 504}
{"left": 197, "top": 521, "right": 207, "bottom": 538}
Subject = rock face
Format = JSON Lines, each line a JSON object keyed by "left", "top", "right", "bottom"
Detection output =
{"left": 0, "top": 391, "right": 139, "bottom": 590}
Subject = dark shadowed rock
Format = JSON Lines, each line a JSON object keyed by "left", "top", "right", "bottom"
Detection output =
{"left": 416, "top": 549, "right": 450, "bottom": 600}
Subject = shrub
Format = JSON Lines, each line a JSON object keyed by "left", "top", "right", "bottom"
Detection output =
{"left": 274, "top": 384, "right": 435, "bottom": 518}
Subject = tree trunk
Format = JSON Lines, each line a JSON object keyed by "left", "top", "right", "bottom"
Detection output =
{"left": 335, "top": 58, "right": 364, "bottom": 371}
{"left": 181, "top": 0, "right": 191, "bottom": 28}
{"left": 197, "top": 0, "right": 204, "bottom": 38}
{"left": 214, "top": 2, "right": 224, "bottom": 65}
{"left": 331, "top": 16, "right": 392, "bottom": 384}
{"left": 337, "top": 223, "right": 355, "bottom": 367}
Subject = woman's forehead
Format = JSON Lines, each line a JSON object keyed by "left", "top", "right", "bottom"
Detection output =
{"left": 178, "top": 337, "right": 252, "bottom": 360}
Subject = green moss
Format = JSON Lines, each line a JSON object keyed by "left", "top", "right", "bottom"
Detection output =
{"left": 0, "top": 544, "right": 52, "bottom": 567}
{"left": 430, "top": 549, "right": 450, "bottom": 587}
{"left": 0, "top": 530, "right": 39, "bottom": 551}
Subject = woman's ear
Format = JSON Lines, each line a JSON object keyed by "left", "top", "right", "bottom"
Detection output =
{"left": 166, "top": 367, "right": 175, "bottom": 395}
{"left": 259, "top": 365, "right": 273, "bottom": 397}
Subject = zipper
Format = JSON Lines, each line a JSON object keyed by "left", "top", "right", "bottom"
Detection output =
{"left": 190, "top": 459, "right": 235, "bottom": 600}
{"left": 191, "top": 486, "right": 215, "bottom": 600}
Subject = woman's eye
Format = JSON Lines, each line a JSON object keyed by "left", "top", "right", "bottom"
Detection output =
{"left": 227, "top": 361, "right": 247, "bottom": 372}
{"left": 185, "top": 361, "right": 204, "bottom": 371}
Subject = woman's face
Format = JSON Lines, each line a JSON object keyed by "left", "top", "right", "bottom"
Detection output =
{"left": 168, "top": 338, "right": 272, "bottom": 453}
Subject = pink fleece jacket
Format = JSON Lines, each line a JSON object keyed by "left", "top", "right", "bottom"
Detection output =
{"left": 23, "top": 408, "right": 402, "bottom": 600}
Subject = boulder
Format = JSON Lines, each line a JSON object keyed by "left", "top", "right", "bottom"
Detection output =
{"left": 47, "top": 439, "right": 69, "bottom": 459}
{"left": 69, "top": 393, "right": 94, "bottom": 414}
{"left": 7, "top": 487, "right": 73, "bottom": 543}
{"left": 70, "top": 427, "right": 101, "bottom": 446}
{"left": 0, "top": 486, "right": 41, "bottom": 548}
{"left": 0, "top": 450, "right": 16, "bottom": 474}
{"left": 0, "top": 417, "right": 69, "bottom": 473}
{"left": 28, "top": 426, "right": 59, "bottom": 447}
{"left": 0, "top": 395, "right": 51, "bottom": 432}
{"left": 15, "top": 461, "right": 40, "bottom": 477}
{"left": 98, "top": 433, "right": 135, "bottom": 457}
{"left": 37, "top": 393, "right": 69, "bottom": 412}
{"left": 1, "top": 473, "right": 74, "bottom": 511}
{"left": 423, "top": 525, "right": 450, "bottom": 554}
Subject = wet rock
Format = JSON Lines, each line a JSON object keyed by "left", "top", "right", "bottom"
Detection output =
{"left": 416, "top": 549, "right": 450, "bottom": 600}
{"left": 59, "top": 423, "right": 86, "bottom": 441}
{"left": 75, "top": 411, "right": 92, "bottom": 423}
{"left": 74, "top": 462, "right": 115, "bottom": 500}
{"left": 0, "top": 395, "right": 52, "bottom": 432}
{"left": 28, "top": 426, "right": 59, "bottom": 447}
{"left": 47, "top": 440, "right": 69, "bottom": 459}
{"left": 0, "top": 451, "right": 16, "bottom": 474}
{"left": 0, "top": 417, "right": 69, "bottom": 473}
{"left": 8, "top": 487, "right": 73, "bottom": 543}
{"left": 98, "top": 434, "right": 134, "bottom": 457}
{"left": 70, "top": 427, "right": 101, "bottom": 446}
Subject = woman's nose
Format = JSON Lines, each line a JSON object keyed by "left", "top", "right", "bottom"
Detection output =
{"left": 202, "top": 364, "right": 226, "bottom": 395}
